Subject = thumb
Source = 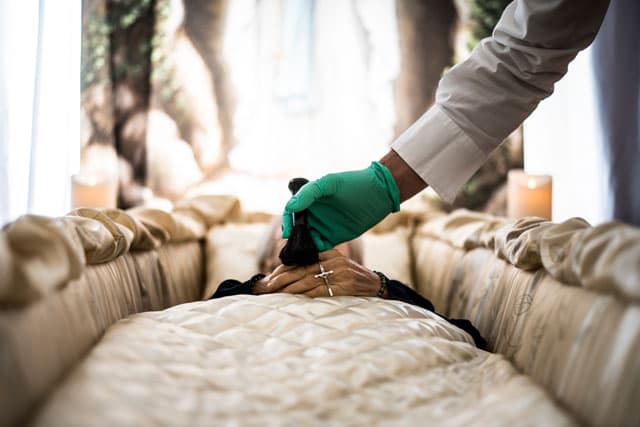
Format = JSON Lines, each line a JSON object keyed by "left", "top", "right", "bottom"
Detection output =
{"left": 285, "top": 180, "right": 324, "bottom": 212}
{"left": 281, "top": 212, "right": 293, "bottom": 238}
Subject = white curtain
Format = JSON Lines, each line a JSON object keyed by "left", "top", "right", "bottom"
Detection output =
{"left": 521, "top": 1, "right": 640, "bottom": 226}
{"left": 0, "top": 0, "right": 81, "bottom": 225}
{"left": 523, "top": 47, "right": 610, "bottom": 225}
{"left": 0, "top": 1, "right": 9, "bottom": 223}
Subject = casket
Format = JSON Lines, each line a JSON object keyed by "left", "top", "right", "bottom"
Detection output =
{"left": 1, "top": 197, "right": 638, "bottom": 426}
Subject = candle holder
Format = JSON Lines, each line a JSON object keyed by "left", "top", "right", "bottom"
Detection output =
{"left": 71, "top": 174, "right": 118, "bottom": 209}
{"left": 507, "top": 169, "right": 552, "bottom": 220}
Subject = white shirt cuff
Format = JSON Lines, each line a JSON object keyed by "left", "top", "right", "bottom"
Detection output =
{"left": 391, "top": 105, "right": 489, "bottom": 204}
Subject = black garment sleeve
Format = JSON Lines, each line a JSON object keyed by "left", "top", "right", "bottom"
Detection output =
{"left": 447, "top": 318, "right": 487, "bottom": 350}
{"left": 212, "top": 274, "right": 265, "bottom": 298}
{"left": 385, "top": 279, "right": 435, "bottom": 312}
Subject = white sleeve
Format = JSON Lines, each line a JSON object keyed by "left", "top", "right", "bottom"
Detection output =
{"left": 391, "top": 0, "right": 610, "bottom": 203}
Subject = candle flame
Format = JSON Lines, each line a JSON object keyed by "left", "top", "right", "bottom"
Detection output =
{"left": 86, "top": 176, "right": 99, "bottom": 186}
{"left": 527, "top": 178, "right": 537, "bottom": 189}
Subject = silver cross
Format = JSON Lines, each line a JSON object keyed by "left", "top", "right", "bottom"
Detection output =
{"left": 314, "top": 263, "right": 334, "bottom": 296}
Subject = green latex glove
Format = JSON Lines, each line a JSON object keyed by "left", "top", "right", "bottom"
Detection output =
{"left": 282, "top": 161, "right": 401, "bottom": 251}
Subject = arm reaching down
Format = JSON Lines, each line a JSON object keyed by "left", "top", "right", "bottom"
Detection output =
{"left": 282, "top": 0, "right": 610, "bottom": 247}
{"left": 391, "top": 0, "right": 610, "bottom": 203}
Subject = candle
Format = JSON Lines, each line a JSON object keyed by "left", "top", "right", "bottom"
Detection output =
{"left": 507, "top": 169, "right": 552, "bottom": 220}
{"left": 71, "top": 174, "right": 118, "bottom": 209}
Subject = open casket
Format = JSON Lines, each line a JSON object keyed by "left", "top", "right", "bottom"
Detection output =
{"left": 1, "top": 197, "right": 638, "bottom": 426}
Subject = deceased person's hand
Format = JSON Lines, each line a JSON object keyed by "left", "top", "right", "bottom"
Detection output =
{"left": 213, "top": 235, "right": 486, "bottom": 349}
{"left": 253, "top": 249, "right": 387, "bottom": 298}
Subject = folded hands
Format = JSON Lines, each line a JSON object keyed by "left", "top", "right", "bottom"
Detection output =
{"left": 253, "top": 249, "right": 385, "bottom": 298}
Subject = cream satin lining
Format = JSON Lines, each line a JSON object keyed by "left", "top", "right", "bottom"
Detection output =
{"left": 0, "top": 195, "right": 241, "bottom": 306}
{"left": 417, "top": 209, "right": 640, "bottom": 302}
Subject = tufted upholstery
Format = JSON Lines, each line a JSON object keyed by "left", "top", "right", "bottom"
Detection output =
{"left": 0, "top": 244, "right": 203, "bottom": 426}
{"left": 413, "top": 211, "right": 640, "bottom": 427}
{"left": 31, "top": 295, "right": 575, "bottom": 427}
{"left": 0, "top": 196, "right": 238, "bottom": 426}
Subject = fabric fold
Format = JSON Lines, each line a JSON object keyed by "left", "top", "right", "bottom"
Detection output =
{"left": 173, "top": 195, "right": 241, "bottom": 228}
{"left": 67, "top": 208, "right": 133, "bottom": 263}
{"left": 0, "top": 215, "right": 85, "bottom": 305}
{"left": 540, "top": 220, "right": 640, "bottom": 301}
{"left": 417, "top": 209, "right": 509, "bottom": 250}
{"left": 0, "top": 196, "right": 243, "bottom": 306}
{"left": 415, "top": 209, "right": 640, "bottom": 302}
{"left": 102, "top": 208, "right": 160, "bottom": 251}
{"left": 493, "top": 217, "right": 555, "bottom": 270}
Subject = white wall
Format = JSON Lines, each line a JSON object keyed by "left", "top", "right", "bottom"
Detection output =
{"left": 523, "top": 47, "right": 611, "bottom": 225}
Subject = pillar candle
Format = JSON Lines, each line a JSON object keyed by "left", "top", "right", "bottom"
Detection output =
{"left": 507, "top": 169, "right": 552, "bottom": 220}
{"left": 71, "top": 174, "right": 118, "bottom": 209}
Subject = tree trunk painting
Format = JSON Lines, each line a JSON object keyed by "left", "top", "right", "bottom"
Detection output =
{"left": 183, "top": 0, "right": 234, "bottom": 164}
{"left": 394, "top": 0, "right": 457, "bottom": 136}
{"left": 81, "top": 0, "right": 231, "bottom": 207}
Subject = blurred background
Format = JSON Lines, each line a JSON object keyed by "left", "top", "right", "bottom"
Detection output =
{"left": 1, "top": 0, "right": 638, "bottom": 225}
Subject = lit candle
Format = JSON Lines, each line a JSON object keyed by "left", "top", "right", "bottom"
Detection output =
{"left": 507, "top": 169, "right": 552, "bottom": 220}
{"left": 71, "top": 174, "right": 118, "bottom": 209}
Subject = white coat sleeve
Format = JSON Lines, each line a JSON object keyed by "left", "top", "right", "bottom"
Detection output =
{"left": 391, "top": 0, "right": 610, "bottom": 203}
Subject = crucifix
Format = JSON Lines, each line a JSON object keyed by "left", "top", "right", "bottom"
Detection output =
{"left": 314, "top": 263, "right": 334, "bottom": 296}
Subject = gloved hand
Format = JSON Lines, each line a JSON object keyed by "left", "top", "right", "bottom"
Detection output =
{"left": 282, "top": 161, "right": 400, "bottom": 251}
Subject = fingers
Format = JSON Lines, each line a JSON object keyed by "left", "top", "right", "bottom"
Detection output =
{"left": 275, "top": 254, "right": 341, "bottom": 288}
{"left": 283, "top": 181, "right": 321, "bottom": 239}
{"left": 252, "top": 264, "right": 296, "bottom": 294}
{"left": 281, "top": 212, "right": 293, "bottom": 238}
{"left": 304, "top": 285, "right": 333, "bottom": 298}
{"left": 282, "top": 175, "right": 340, "bottom": 249}
{"left": 280, "top": 274, "right": 320, "bottom": 294}
{"left": 285, "top": 181, "right": 321, "bottom": 212}
{"left": 256, "top": 254, "right": 377, "bottom": 299}
{"left": 251, "top": 276, "right": 270, "bottom": 294}
{"left": 285, "top": 173, "right": 341, "bottom": 213}
{"left": 263, "top": 265, "right": 308, "bottom": 292}
{"left": 318, "top": 249, "right": 341, "bottom": 261}
{"left": 278, "top": 261, "right": 335, "bottom": 295}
